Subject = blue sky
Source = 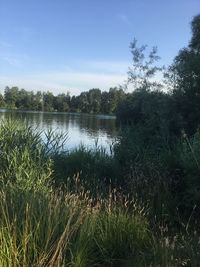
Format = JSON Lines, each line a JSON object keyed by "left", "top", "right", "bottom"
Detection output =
{"left": 0, "top": 0, "right": 199, "bottom": 95}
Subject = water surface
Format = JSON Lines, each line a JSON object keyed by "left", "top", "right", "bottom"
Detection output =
{"left": 0, "top": 110, "right": 118, "bottom": 151}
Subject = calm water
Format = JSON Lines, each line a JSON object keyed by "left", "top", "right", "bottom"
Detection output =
{"left": 0, "top": 109, "right": 118, "bottom": 151}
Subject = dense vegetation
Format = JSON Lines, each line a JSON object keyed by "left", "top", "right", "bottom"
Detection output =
{"left": 117, "top": 14, "right": 200, "bottom": 137}
{"left": 1, "top": 119, "right": 200, "bottom": 267}
{"left": 0, "top": 86, "right": 125, "bottom": 114}
{"left": 114, "top": 14, "right": 200, "bottom": 217}
{"left": 0, "top": 14, "right": 200, "bottom": 266}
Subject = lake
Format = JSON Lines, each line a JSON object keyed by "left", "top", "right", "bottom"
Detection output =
{"left": 0, "top": 110, "right": 118, "bottom": 151}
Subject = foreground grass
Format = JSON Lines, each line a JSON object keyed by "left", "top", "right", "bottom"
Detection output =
{"left": 0, "top": 119, "right": 200, "bottom": 266}
{"left": 1, "top": 188, "right": 200, "bottom": 267}
{"left": 0, "top": 188, "right": 151, "bottom": 267}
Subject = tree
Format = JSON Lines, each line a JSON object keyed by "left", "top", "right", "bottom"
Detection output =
{"left": 189, "top": 14, "right": 200, "bottom": 52}
{"left": 4, "top": 86, "right": 19, "bottom": 108}
{"left": 88, "top": 88, "right": 101, "bottom": 113}
{"left": 126, "top": 38, "right": 164, "bottom": 91}
{"left": 77, "top": 92, "right": 90, "bottom": 113}
{"left": 54, "top": 93, "right": 70, "bottom": 112}
{"left": 100, "top": 91, "right": 110, "bottom": 114}
{"left": 33, "top": 91, "right": 43, "bottom": 111}
{"left": 43, "top": 91, "right": 55, "bottom": 111}
{"left": 116, "top": 39, "right": 166, "bottom": 127}
{"left": 15, "top": 89, "right": 31, "bottom": 109}
{"left": 117, "top": 88, "right": 180, "bottom": 139}
{"left": 169, "top": 14, "right": 200, "bottom": 135}
{"left": 100, "top": 88, "right": 125, "bottom": 114}
{"left": 0, "top": 93, "right": 4, "bottom": 107}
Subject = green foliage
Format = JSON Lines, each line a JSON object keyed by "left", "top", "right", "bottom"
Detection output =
{"left": 0, "top": 92, "right": 5, "bottom": 107}
{"left": 4, "top": 86, "right": 19, "bottom": 108}
{"left": 53, "top": 93, "right": 70, "bottom": 112}
{"left": 101, "top": 87, "right": 125, "bottom": 114}
{"left": 1, "top": 86, "right": 125, "bottom": 114}
{"left": 176, "top": 131, "right": 200, "bottom": 211}
{"left": 168, "top": 14, "right": 200, "bottom": 135}
{"left": 43, "top": 91, "right": 55, "bottom": 111}
{"left": 127, "top": 38, "right": 164, "bottom": 91}
{"left": 0, "top": 119, "right": 199, "bottom": 266}
{"left": 94, "top": 210, "right": 149, "bottom": 265}
{"left": 114, "top": 14, "right": 200, "bottom": 220}
{"left": 117, "top": 88, "right": 181, "bottom": 140}
{"left": 0, "top": 119, "right": 52, "bottom": 191}
{"left": 0, "top": 187, "right": 151, "bottom": 267}
{"left": 190, "top": 14, "right": 200, "bottom": 51}
{"left": 3, "top": 86, "right": 43, "bottom": 110}
{"left": 52, "top": 145, "right": 120, "bottom": 194}
{"left": 114, "top": 124, "right": 200, "bottom": 220}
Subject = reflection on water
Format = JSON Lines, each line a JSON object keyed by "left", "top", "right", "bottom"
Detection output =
{"left": 0, "top": 110, "right": 118, "bottom": 151}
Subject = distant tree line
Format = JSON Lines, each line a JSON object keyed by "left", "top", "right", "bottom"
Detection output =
{"left": 0, "top": 87, "right": 125, "bottom": 114}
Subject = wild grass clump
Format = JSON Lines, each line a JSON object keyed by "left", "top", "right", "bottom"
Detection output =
{"left": 150, "top": 226, "right": 200, "bottom": 267}
{"left": 0, "top": 119, "right": 52, "bottom": 191}
{"left": 52, "top": 145, "right": 120, "bottom": 195}
{"left": 0, "top": 188, "right": 151, "bottom": 267}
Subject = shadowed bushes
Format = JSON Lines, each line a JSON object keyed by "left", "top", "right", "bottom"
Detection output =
{"left": 114, "top": 125, "right": 200, "bottom": 220}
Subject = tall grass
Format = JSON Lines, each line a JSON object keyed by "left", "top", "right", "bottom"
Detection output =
{"left": 52, "top": 145, "right": 120, "bottom": 195}
{"left": 0, "top": 188, "right": 151, "bottom": 267}
{"left": 0, "top": 119, "right": 52, "bottom": 191}
{"left": 1, "top": 188, "right": 199, "bottom": 266}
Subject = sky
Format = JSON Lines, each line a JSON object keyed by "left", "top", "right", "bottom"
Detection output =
{"left": 0, "top": 0, "right": 200, "bottom": 95}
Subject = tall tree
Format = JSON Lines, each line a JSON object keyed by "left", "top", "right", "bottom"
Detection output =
{"left": 116, "top": 39, "right": 165, "bottom": 125}
{"left": 127, "top": 38, "right": 164, "bottom": 91}
{"left": 88, "top": 88, "right": 101, "bottom": 113}
{"left": 43, "top": 91, "right": 55, "bottom": 111}
{"left": 170, "top": 14, "right": 200, "bottom": 135}
{"left": 54, "top": 93, "right": 70, "bottom": 112}
{"left": 4, "top": 86, "right": 19, "bottom": 108}
{"left": 0, "top": 93, "right": 4, "bottom": 107}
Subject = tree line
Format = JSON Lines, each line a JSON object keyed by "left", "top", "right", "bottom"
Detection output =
{"left": 0, "top": 87, "right": 125, "bottom": 114}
